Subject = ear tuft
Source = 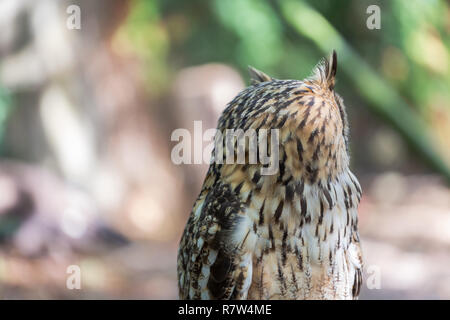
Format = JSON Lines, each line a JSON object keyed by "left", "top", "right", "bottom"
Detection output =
{"left": 248, "top": 66, "right": 272, "bottom": 85}
{"left": 311, "top": 50, "right": 338, "bottom": 91}
{"left": 327, "top": 50, "right": 337, "bottom": 90}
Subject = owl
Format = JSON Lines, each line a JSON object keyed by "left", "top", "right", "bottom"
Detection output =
{"left": 177, "top": 51, "right": 363, "bottom": 300}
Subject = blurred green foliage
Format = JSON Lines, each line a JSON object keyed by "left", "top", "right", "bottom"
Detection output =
{"left": 118, "top": 0, "right": 450, "bottom": 179}
{"left": 0, "top": 87, "right": 12, "bottom": 155}
{"left": 126, "top": 0, "right": 449, "bottom": 91}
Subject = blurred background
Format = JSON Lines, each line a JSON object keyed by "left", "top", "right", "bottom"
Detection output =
{"left": 0, "top": 0, "right": 449, "bottom": 299}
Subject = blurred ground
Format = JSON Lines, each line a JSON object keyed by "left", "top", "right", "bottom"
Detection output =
{"left": 1, "top": 171, "right": 449, "bottom": 299}
{"left": 0, "top": 0, "right": 449, "bottom": 299}
{"left": 359, "top": 174, "right": 450, "bottom": 299}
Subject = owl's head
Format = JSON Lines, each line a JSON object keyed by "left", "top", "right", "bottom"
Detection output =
{"left": 217, "top": 51, "right": 350, "bottom": 183}
{"left": 246, "top": 50, "right": 348, "bottom": 143}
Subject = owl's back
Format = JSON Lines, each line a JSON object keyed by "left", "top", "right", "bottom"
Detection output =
{"left": 177, "top": 52, "right": 363, "bottom": 300}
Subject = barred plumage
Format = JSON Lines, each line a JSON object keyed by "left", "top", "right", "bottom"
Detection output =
{"left": 177, "top": 51, "right": 363, "bottom": 300}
